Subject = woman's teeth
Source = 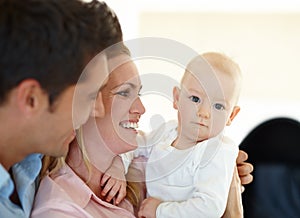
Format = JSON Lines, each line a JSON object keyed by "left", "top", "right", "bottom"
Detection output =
{"left": 120, "top": 122, "right": 138, "bottom": 129}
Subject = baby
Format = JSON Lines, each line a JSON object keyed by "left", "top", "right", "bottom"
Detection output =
{"left": 135, "top": 52, "right": 242, "bottom": 217}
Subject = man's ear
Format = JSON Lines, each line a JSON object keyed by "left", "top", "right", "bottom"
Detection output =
{"left": 16, "top": 79, "right": 47, "bottom": 116}
{"left": 226, "top": 106, "right": 240, "bottom": 126}
{"left": 173, "top": 86, "right": 180, "bottom": 110}
{"left": 92, "top": 91, "right": 105, "bottom": 118}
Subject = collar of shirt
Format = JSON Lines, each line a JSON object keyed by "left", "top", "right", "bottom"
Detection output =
{"left": 53, "top": 164, "right": 93, "bottom": 208}
{"left": 0, "top": 153, "right": 42, "bottom": 218}
{"left": 54, "top": 164, "right": 130, "bottom": 210}
{"left": 42, "top": 164, "right": 135, "bottom": 217}
{"left": 0, "top": 164, "right": 14, "bottom": 198}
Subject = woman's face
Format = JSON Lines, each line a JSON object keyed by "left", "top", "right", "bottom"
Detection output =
{"left": 96, "top": 56, "right": 145, "bottom": 155}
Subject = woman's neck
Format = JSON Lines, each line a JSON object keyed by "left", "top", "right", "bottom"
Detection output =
{"left": 82, "top": 120, "right": 116, "bottom": 172}
{"left": 66, "top": 139, "right": 115, "bottom": 199}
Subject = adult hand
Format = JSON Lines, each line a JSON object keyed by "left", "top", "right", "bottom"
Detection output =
{"left": 138, "top": 197, "right": 162, "bottom": 218}
{"left": 236, "top": 150, "right": 254, "bottom": 189}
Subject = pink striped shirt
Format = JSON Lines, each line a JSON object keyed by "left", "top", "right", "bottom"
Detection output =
{"left": 31, "top": 164, "right": 135, "bottom": 218}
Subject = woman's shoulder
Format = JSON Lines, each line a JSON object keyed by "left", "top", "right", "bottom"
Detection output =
{"left": 32, "top": 179, "right": 93, "bottom": 218}
{"left": 33, "top": 165, "right": 91, "bottom": 210}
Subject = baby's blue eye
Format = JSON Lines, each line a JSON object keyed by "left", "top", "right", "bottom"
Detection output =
{"left": 189, "top": 96, "right": 201, "bottom": 103}
{"left": 214, "top": 103, "right": 225, "bottom": 111}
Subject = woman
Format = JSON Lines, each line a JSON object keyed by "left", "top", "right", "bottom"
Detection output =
{"left": 31, "top": 44, "right": 144, "bottom": 217}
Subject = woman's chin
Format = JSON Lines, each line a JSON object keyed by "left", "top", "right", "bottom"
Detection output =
{"left": 116, "top": 141, "right": 138, "bottom": 154}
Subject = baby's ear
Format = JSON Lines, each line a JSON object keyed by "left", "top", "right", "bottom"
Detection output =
{"left": 173, "top": 86, "right": 180, "bottom": 110}
{"left": 92, "top": 91, "right": 105, "bottom": 118}
{"left": 226, "top": 106, "right": 240, "bottom": 126}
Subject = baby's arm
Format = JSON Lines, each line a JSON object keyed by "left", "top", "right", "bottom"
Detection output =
{"left": 101, "top": 155, "right": 127, "bottom": 205}
{"left": 100, "top": 131, "right": 150, "bottom": 205}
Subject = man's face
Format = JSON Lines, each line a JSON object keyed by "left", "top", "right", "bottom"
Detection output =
{"left": 35, "top": 54, "right": 109, "bottom": 157}
{"left": 38, "top": 85, "right": 78, "bottom": 157}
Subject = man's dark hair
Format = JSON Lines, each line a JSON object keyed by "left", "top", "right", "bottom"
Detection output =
{"left": 0, "top": 0, "right": 123, "bottom": 105}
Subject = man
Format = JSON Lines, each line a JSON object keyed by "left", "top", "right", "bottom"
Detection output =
{"left": 0, "top": 0, "right": 122, "bottom": 217}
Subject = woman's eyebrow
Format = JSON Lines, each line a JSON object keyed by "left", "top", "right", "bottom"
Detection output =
{"left": 112, "top": 82, "right": 137, "bottom": 90}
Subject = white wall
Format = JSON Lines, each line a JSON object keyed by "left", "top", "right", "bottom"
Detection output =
{"left": 101, "top": 0, "right": 300, "bottom": 143}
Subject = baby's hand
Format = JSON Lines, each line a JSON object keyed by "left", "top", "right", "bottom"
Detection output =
{"left": 100, "top": 173, "right": 126, "bottom": 205}
{"left": 100, "top": 155, "right": 127, "bottom": 205}
{"left": 138, "top": 197, "right": 162, "bottom": 218}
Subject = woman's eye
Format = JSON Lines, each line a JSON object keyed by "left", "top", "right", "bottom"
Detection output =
{"left": 214, "top": 103, "right": 225, "bottom": 111}
{"left": 116, "top": 91, "right": 129, "bottom": 97}
{"left": 189, "top": 96, "right": 201, "bottom": 103}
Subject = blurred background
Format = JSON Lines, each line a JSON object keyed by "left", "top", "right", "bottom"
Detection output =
{"left": 92, "top": 0, "right": 300, "bottom": 144}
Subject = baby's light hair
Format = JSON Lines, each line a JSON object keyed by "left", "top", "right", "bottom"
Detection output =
{"left": 181, "top": 52, "right": 242, "bottom": 104}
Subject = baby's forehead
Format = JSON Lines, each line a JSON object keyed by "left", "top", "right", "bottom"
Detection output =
{"left": 181, "top": 70, "right": 238, "bottom": 98}
{"left": 181, "top": 68, "right": 220, "bottom": 87}
{"left": 185, "top": 53, "right": 241, "bottom": 80}
{"left": 181, "top": 71, "right": 219, "bottom": 94}
{"left": 183, "top": 61, "right": 239, "bottom": 88}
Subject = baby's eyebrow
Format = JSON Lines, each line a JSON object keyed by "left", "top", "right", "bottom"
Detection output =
{"left": 214, "top": 98, "right": 230, "bottom": 106}
{"left": 186, "top": 88, "right": 205, "bottom": 96}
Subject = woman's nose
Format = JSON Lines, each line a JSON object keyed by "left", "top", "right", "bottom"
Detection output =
{"left": 130, "top": 97, "right": 146, "bottom": 115}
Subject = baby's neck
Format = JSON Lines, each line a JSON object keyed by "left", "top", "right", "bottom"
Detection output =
{"left": 172, "top": 136, "right": 202, "bottom": 150}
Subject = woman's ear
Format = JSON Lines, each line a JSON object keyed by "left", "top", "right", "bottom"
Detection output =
{"left": 226, "top": 106, "right": 240, "bottom": 126}
{"left": 173, "top": 86, "right": 180, "bottom": 110}
{"left": 92, "top": 91, "right": 105, "bottom": 118}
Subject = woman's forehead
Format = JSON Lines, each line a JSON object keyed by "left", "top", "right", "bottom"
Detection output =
{"left": 108, "top": 61, "right": 140, "bottom": 87}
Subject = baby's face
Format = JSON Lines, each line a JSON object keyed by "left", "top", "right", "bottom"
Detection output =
{"left": 174, "top": 70, "right": 237, "bottom": 142}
